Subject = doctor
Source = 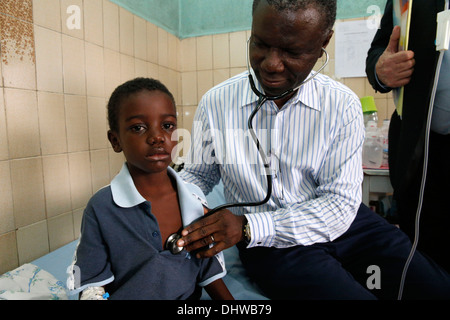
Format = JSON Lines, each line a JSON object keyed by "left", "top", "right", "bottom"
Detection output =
{"left": 179, "top": 0, "right": 450, "bottom": 299}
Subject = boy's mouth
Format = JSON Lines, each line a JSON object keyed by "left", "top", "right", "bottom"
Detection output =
{"left": 146, "top": 148, "right": 170, "bottom": 161}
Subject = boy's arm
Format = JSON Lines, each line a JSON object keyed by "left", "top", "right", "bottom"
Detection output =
{"left": 204, "top": 279, "right": 234, "bottom": 300}
{"left": 80, "top": 286, "right": 109, "bottom": 300}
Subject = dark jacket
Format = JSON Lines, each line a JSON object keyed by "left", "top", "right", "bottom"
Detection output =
{"left": 366, "top": 0, "right": 445, "bottom": 200}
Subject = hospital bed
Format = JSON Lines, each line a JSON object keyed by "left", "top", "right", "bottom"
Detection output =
{"left": 0, "top": 182, "right": 268, "bottom": 300}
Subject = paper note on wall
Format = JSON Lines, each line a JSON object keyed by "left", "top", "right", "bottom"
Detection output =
{"left": 335, "top": 20, "right": 378, "bottom": 78}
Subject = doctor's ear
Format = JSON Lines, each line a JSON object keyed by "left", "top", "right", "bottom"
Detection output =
{"left": 108, "top": 130, "right": 122, "bottom": 153}
{"left": 318, "top": 30, "right": 333, "bottom": 58}
{"left": 322, "top": 30, "right": 334, "bottom": 49}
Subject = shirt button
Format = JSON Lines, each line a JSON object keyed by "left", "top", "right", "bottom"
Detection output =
{"left": 152, "top": 231, "right": 159, "bottom": 237}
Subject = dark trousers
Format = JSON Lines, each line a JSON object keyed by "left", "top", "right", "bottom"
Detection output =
{"left": 397, "top": 131, "right": 450, "bottom": 272}
{"left": 238, "top": 203, "right": 450, "bottom": 300}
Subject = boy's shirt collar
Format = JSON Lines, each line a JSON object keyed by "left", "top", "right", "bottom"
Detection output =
{"left": 110, "top": 163, "right": 205, "bottom": 226}
{"left": 110, "top": 163, "right": 146, "bottom": 208}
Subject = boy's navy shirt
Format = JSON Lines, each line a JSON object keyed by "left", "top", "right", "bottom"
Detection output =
{"left": 68, "top": 163, "right": 226, "bottom": 300}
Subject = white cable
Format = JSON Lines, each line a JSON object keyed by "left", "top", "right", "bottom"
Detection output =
{"left": 397, "top": 0, "right": 448, "bottom": 299}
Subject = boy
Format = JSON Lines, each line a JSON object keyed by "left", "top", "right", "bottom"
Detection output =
{"left": 67, "top": 78, "right": 233, "bottom": 300}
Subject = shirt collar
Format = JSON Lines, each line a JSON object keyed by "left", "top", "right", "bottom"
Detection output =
{"left": 111, "top": 163, "right": 146, "bottom": 208}
{"left": 241, "top": 70, "right": 321, "bottom": 112}
{"left": 110, "top": 163, "right": 204, "bottom": 226}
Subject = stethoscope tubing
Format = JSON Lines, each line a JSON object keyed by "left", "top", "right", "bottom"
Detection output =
{"left": 205, "top": 45, "right": 330, "bottom": 216}
{"left": 167, "top": 44, "right": 329, "bottom": 254}
{"left": 203, "top": 93, "right": 273, "bottom": 217}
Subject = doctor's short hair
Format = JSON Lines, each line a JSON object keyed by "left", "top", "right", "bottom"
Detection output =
{"left": 107, "top": 77, "right": 176, "bottom": 133}
{"left": 252, "top": 0, "right": 337, "bottom": 32}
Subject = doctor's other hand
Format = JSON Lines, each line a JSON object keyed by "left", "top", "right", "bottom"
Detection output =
{"left": 375, "top": 25, "right": 415, "bottom": 88}
{"left": 177, "top": 209, "right": 245, "bottom": 258}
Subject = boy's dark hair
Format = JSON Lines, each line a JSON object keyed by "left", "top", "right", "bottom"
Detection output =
{"left": 252, "top": 0, "right": 336, "bottom": 32}
{"left": 107, "top": 77, "right": 176, "bottom": 133}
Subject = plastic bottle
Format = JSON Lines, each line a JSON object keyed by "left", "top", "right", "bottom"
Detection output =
{"left": 360, "top": 96, "right": 379, "bottom": 127}
{"left": 380, "top": 119, "right": 390, "bottom": 168}
{"left": 362, "top": 121, "right": 383, "bottom": 169}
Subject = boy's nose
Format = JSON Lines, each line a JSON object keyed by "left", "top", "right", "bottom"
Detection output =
{"left": 147, "top": 129, "right": 165, "bottom": 145}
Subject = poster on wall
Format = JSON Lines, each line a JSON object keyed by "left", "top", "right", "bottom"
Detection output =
{"left": 335, "top": 20, "right": 379, "bottom": 78}
{"left": 392, "top": 0, "right": 413, "bottom": 116}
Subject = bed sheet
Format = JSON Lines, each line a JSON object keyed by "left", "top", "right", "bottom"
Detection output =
{"left": 0, "top": 263, "right": 68, "bottom": 300}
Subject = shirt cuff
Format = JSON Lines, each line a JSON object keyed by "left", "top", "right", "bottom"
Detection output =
{"left": 374, "top": 65, "right": 391, "bottom": 91}
{"left": 244, "top": 212, "right": 276, "bottom": 248}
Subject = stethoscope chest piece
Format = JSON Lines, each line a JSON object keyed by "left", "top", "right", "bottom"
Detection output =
{"left": 166, "top": 233, "right": 184, "bottom": 254}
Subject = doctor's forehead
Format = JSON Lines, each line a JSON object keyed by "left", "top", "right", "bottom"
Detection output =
{"left": 251, "top": 0, "right": 336, "bottom": 32}
{"left": 251, "top": 4, "right": 329, "bottom": 45}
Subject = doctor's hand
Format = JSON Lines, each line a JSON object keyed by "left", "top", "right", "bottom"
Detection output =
{"left": 376, "top": 25, "right": 415, "bottom": 88}
{"left": 177, "top": 209, "right": 245, "bottom": 258}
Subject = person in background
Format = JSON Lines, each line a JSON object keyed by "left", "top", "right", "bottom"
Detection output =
{"left": 67, "top": 77, "right": 233, "bottom": 300}
{"left": 177, "top": 0, "right": 450, "bottom": 299}
{"left": 366, "top": 0, "right": 450, "bottom": 272}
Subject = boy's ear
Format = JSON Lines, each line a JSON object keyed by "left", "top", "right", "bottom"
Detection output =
{"left": 108, "top": 130, "right": 122, "bottom": 153}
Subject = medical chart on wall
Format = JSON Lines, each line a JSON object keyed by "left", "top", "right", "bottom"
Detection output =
{"left": 335, "top": 19, "right": 379, "bottom": 78}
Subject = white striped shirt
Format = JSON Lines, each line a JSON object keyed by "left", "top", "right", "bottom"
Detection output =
{"left": 179, "top": 70, "right": 364, "bottom": 248}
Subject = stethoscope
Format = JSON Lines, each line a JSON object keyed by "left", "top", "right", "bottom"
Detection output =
{"left": 166, "top": 39, "right": 329, "bottom": 254}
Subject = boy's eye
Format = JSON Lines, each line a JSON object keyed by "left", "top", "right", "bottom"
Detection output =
{"left": 130, "top": 124, "right": 146, "bottom": 133}
{"left": 163, "top": 123, "right": 176, "bottom": 130}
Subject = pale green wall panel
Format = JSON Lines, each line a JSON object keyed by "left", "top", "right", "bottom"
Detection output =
{"left": 179, "top": 0, "right": 253, "bottom": 39}
{"left": 109, "top": 0, "right": 180, "bottom": 35}
{"left": 338, "top": 0, "right": 387, "bottom": 19}
{"left": 110, "top": 0, "right": 388, "bottom": 39}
